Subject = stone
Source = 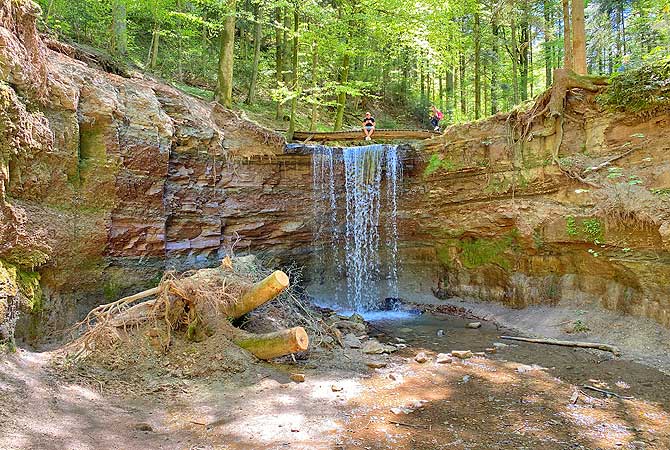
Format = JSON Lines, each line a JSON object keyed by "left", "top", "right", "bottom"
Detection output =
{"left": 362, "top": 340, "right": 385, "bottom": 354}
{"left": 436, "top": 329, "right": 445, "bottom": 336}
{"left": 388, "top": 373, "right": 404, "bottom": 382}
{"left": 398, "top": 327, "right": 413, "bottom": 334}
{"left": 331, "top": 384, "right": 343, "bottom": 392}
{"left": 474, "top": 352, "right": 486, "bottom": 357}
{"left": 395, "top": 337, "right": 406, "bottom": 343}
{"left": 466, "top": 322, "right": 481, "bottom": 329}
{"left": 414, "top": 352, "right": 429, "bottom": 363}
{"left": 485, "top": 347, "right": 497, "bottom": 354}
{"left": 451, "top": 350, "right": 473, "bottom": 359}
{"left": 333, "top": 320, "right": 367, "bottom": 333}
{"left": 133, "top": 423, "right": 154, "bottom": 432}
{"left": 349, "top": 313, "right": 365, "bottom": 323}
{"left": 492, "top": 342, "right": 509, "bottom": 349}
{"left": 365, "top": 361, "right": 387, "bottom": 369}
{"left": 390, "top": 407, "right": 413, "bottom": 415}
{"left": 436, "top": 353, "right": 453, "bottom": 364}
{"left": 289, "top": 373, "right": 305, "bottom": 382}
{"left": 342, "top": 333, "right": 362, "bottom": 349}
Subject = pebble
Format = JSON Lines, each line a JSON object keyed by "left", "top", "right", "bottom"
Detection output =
{"left": 133, "top": 423, "right": 153, "bottom": 432}
{"left": 389, "top": 373, "right": 404, "bottom": 382}
{"left": 462, "top": 375, "right": 471, "bottom": 383}
{"left": 492, "top": 342, "right": 508, "bottom": 349}
{"left": 466, "top": 322, "right": 482, "bottom": 329}
{"left": 331, "top": 384, "right": 343, "bottom": 392}
{"left": 485, "top": 347, "right": 497, "bottom": 354}
{"left": 289, "top": 373, "right": 305, "bottom": 382}
{"left": 414, "top": 352, "right": 429, "bottom": 363}
{"left": 474, "top": 352, "right": 487, "bottom": 357}
{"left": 436, "top": 353, "right": 453, "bottom": 364}
{"left": 365, "top": 361, "right": 387, "bottom": 369}
{"left": 451, "top": 350, "right": 473, "bottom": 359}
{"left": 437, "top": 329, "right": 445, "bottom": 337}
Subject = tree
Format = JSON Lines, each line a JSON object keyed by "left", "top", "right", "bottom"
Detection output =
{"left": 215, "top": 0, "right": 236, "bottom": 108}
{"left": 111, "top": 0, "right": 127, "bottom": 57}
{"left": 572, "top": 0, "right": 587, "bottom": 74}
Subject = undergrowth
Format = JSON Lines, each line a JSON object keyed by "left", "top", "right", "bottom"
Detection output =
{"left": 599, "top": 56, "right": 670, "bottom": 115}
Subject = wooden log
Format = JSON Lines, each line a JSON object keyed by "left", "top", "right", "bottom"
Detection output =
{"left": 226, "top": 270, "right": 290, "bottom": 318}
{"left": 500, "top": 335, "right": 621, "bottom": 356}
{"left": 233, "top": 326, "right": 309, "bottom": 360}
{"left": 117, "top": 286, "right": 160, "bottom": 304}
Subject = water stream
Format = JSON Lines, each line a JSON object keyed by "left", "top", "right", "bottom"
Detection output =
{"left": 311, "top": 144, "right": 402, "bottom": 313}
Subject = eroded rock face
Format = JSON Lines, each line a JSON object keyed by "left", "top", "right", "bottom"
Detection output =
{"left": 400, "top": 86, "right": 670, "bottom": 328}
{"left": 0, "top": 0, "right": 313, "bottom": 337}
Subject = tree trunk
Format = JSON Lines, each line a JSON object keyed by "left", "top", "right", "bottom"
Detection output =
{"left": 474, "top": 11, "right": 481, "bottom": 119}
{"left": 110, "top": 0, "right": 127, "bottom": 57}
{"left": 215, "top": 0, "right": 237, "bottom": 108}
{"left": 287, "top": 7, "right": 299, "bottom": 141}
{"left": 333, "top": 53, "right": 349, "bottom": 130}
{"left": 227, "top": 270, "right": 290, "bottom": 318}
{"left": 149, "top": 25, "right": 160, "bottom": 70}
{"left": 233, "top": 327, "right": 309, "bottom": 360}
{"left": 491, "top": 9, "right": 499, "bottom": 115}
{"left": 246, "top": 3, "right": 262, "bottom": 104}
{"left": 544, "top": 0, "right": 553, "bottom": 87}
{"left": 309, "top": 39, "right": 319, "bottom": 131}
{"left": 562, "top": 0, "right": 573, "bottom": 70}
{"left": 446, "top": 66, "right": 454, "bottom": 114}
{"left": 275, "top": 7, "right": 283, "bottom": 119}
{"left": 510, "top": 14, "right": 519, "bottom": 104}
{"left": 520, "top": 0, "right": 530, "bottom": 101}
{"left": 459, "top": 50, "right": 466, "bottom": 115}
{"left": 571, "top": 0, "right": 586, "bottom": 74}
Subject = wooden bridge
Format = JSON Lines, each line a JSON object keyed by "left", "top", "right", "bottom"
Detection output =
{"left": 290, "top": 128, "right": 439, "bottom": 143}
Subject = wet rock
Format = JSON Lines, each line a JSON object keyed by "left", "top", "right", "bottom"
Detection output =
{"left": 342, "top": 333, "right": 362, "bottom": 349}
{"left": 366, "top": 361, "right": 387, "bottom": 369}
{"left": 398, "top": 327, "right": 413, "bottom": 334}
{"left": 466, "top": 322, "right": 481, "bottom": 329}
{"left": 414, "top": 352, "right": 429, "bottom": 363}
{"left": 436, "top": 353, "right": 453, "bottom": 364}
{"left": 381, "top": 297, "right": 402, "bottom": 310}
{"left": 492, "top": 342, "right": 509, "bottom": 349}
{"left": 362, "top": 339, "right": 397, "bottom": 354}
{"left": 436, "top": 329, "right": 445, "bottom": 337}
{"left": 451, "top": 350, "right": 473, "bottom": 359}
{"left": 289, "top": 373, "right": 305, "bottom": 382}
{"left": 394, "top": 343, "right": 407, "bottom": 349}
{"left": 395, "top": 337, "right": 406, "bottom": 343}
{"left": 333, "top": 320, "right": 366, "bottom": 333}
{"left": 349, "top": 313, "right": 365, "bottom": 323}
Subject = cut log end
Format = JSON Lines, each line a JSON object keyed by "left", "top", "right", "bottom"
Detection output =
{"left": 227, "top": 270, "right": 290, "bottom": 318}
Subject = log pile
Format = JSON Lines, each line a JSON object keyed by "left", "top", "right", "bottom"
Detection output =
{"left": 75, "top": 256, "right": 309, "bottom": 360}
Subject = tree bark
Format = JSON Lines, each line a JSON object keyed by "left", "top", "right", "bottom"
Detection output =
{"left": 510, "top": 14, "right": 520, "bottom": 104}
{"left": 459, "top": 50, "right": 466, "bottom": 115}
{"left": 233, "top": 326, "right": 309, "bottom": 360}
{"left": 491, "top": 8, "right": 499, "bottom": 115}
{"left": 333, "top": 53, "right": 349, "bottom": 130}
{"left": 215, "top": 0, "right": 236, "bottom": 108}
{"left": 474, "top": 11, "right": 481, "bottom": 119}
{"left": 227, "top": 270, "right": 290, "bottom": 318}
{"left": 275, "top": 7, "right": 284, "bottom": 119}
{"left": 149, "top": 25, "right": 160, "bottom": 70}
{"left": 309, "top": 39, "right": 319, "bottom": 131}
{"left": 544, "top": 0, "right": 553, "bottom": 87}
{"left": 562, "top": 0, "right": 573, "bottom": 70}
{"left": 246, "top": 3, "right": 262, "bottom": 104}
{"left": 571, "top": 0, "right": 587, "bottom": 74}
{"left": 110, "top": 0, "right": 127, "bottom": 57}
{"left": 287, "top": 6, "right": 299, "bottom": 141}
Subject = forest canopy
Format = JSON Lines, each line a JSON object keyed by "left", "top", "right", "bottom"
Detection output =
{"left": 37, "top": 0, "right": 670, "bottom": 131}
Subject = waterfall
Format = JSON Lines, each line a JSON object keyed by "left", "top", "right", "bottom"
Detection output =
{"left": 311, "top": 144, "right": 402, "bottom": 312}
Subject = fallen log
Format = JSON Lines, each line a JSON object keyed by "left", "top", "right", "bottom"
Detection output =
{"left": 233, "top": 326, "right": 309, "bottom": 360}
{"left": 500, "top": 335, "right": 621, "bottom": 356}
{"left": 226, "top": 270, "right": 290, "bottom": 318}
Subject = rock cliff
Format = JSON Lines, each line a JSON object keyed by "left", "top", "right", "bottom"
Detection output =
{"left": 402, "top": 70, "right": 670, "bottom": 327}
{"left": 0, "top": 0, "right": 313, "bottom": 339}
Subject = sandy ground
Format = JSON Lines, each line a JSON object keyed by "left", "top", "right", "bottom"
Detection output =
{"left": 1, "top": 310, "right": 670, "bottom": 450}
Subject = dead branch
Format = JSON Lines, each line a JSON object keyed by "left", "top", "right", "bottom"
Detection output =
{"left": 500, "top": 335, "right": 621, "bottom": 356}
{"left": 582, "top": 385, "right": 634, "bottom": 399}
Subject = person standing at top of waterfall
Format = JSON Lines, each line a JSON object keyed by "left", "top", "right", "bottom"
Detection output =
{"left": 362, "top": 111, "right": 375, "bottom": 141}
{"left": 430, "top": 105, "right": 444, "bottom": 132}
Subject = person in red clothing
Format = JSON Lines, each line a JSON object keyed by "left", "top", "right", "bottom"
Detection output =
{"left": 430, "top": 105, "right": 444, "bottom": 132}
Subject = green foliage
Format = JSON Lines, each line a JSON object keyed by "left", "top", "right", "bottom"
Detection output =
{"left": 565, "top": 216, "right": 578, "bottom": 237}
{"left": 0, "top": 259, "right": 42, "bottom": 312}
{"left": 582, "top": 218, "right": 604, "bottom": 242}
{"left": 424, "top": 153, "right": 457, "bottom": 177}
{"left": 458, "top": 233, "right": 516, "bottom": 270}
{"left": 571, "top": 319, "right": 590, "bottom": 333}
{"left": 599, "top": 56, "right": 670, "bottom": 114}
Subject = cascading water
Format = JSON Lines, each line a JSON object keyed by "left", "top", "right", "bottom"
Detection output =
{"left": 311, "top": 144, "right": 402, "bottom": 312}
